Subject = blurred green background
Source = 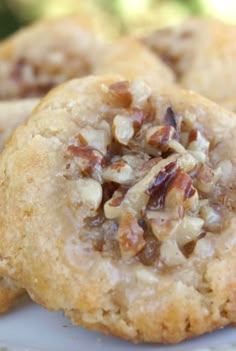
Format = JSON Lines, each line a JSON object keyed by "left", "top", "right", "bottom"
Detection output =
{"left": 1, "top": 0, "right": 236, "bottom": 39}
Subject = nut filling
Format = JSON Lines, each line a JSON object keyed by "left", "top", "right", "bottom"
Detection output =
{"left": 65, "top": 81, "right": 232, "bottom": 268}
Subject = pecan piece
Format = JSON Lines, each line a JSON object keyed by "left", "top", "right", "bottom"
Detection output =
{"left": 128, "top": 108, "right": 146, "bottom": 133}
{"left": 163, "top": 106, "right": 181, "bottom": 139}
{"left": 146, "top": 211, "right": 180, "bottom": 241}
{"left": 146, "top": 125, "right": 176, "bottom": 152}
{"left": 199, "top": 205, "right": 222, "bottom": 232}
{"left": 112, "top": 114, "right": 134, "bottom": 145}
{"left": 109, "top": 81, "right": 132, "bottom": 107}
{"left": 195, "top": 163, "right": 221, "bottom": 193}
{"left": 160, "top": 239, "right": 186, "bottom": 266}
{"left": 175, "top": 216, "right": 204, "bottom": 246}
{"left": 146, "top": 161, "right": 178, "bottom": 210}
{"left": 112, "top": 108, "right": 147, "bottom": 146}
{"left": 118, "top": 212, "right": 145, "bottom": 258}
{"left": 169, "top": 140, "right": 197, "bottom": 171}
{"left": 67, "top": 145, "right": 105, "bottom": 178}
{"left": 188, "top": 129, "right": 209, "bottom": 153}
{"left": 129, "top": 80, "right": 152, "bottom": 108}
{"left": 77, "top": 124, "right": 111, "bottom": 154}
{"left": 102, "top": 160, "right": 134, "bottom": 184}
{"left": 104, "top": 188, "right": 126, "bottom": 219}
{"left": 164, "top": 107, "right": 177, "bottom": 129}
{"left": 68, "top": 178, "right": 102, "bottom": 211}
{"left": 165, "top": 170, "right": 198, "bottom": 210}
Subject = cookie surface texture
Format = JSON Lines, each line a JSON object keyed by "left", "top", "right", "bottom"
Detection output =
{"left": 0, "top": 15, "right": 103, "bottom": 99}
{"left": 0, "top": 98, "right": 38, "bottom": 312}
{"left": 143, "top": 17, "right": 236, "bottom": 104}
{"left": 94, "top": 37, "right": 175, "bottom": 89}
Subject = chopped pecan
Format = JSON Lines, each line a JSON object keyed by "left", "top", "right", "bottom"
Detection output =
{"left": 195, "top": 163, "right": 221, "bottom": 193}
{"left": 70, "top": 178, "right": 103, "bottom": 211}
{"left": 129, "top": 80, "right": 151, "bottom": 108}
{"left": 163, "top": 106, "right": 181, "bottom": 139}
{"left": 175, "top": 216, "right": 204, "bottom": 246}
{"left": 77, "top": 125, "right": 111, "bottom": 154}
{"left": 128, "top": 108, "right": 145, "bottom": 133}
{"left": 146, "top": 211, "right": 180, "bottom": 241}
{"left": 188, "top": 129, "right": 209, "bottom": 153}
{"left": 146, "top": 125, "right": 176, "bottom": 152}
{"left": 164, "top": 107, "right": 177, "bottom": 128}
{"left": 118, "top": 212, "right": 145, "bottom": 258}
{"left": 160, "top": 239, "right": 186, "bottom": 266}
{"left": 165, "top": 170, "right": 198, "bottom": 210}
{"left": 139, "top": 157, "right": 162, "bottom": 171}
{"left": 199, "top": 205, "right": 222, "bottom": 232}
{"left": 109, "top": 81, "right": 132, "bottom": 108}
{"left": 67, "top": 145, "right": 105, "bottom": 177}
{"left": 102, "top": 160, "right": 134, "bottom": 184}
{"left": 103, "top": 188, "right": 126, "bottom": 219}
{"left": 112, "top": 114, "right": 134, "bottom": 145}
{"left": 146, "top": 161, "right": 178, "bottom": 210}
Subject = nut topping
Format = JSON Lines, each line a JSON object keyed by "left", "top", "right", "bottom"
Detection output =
{"left": 112, "top": 109, "right": 146, "bottom": 146}
{"left": 118, "top": 212, "right": 145, "bottom": 258}
{"left": 102, "top": 160, "right": 134, "bottom": 184}
{"left": 67, "top": 145, "right": 105, "bottom": 179}
{"left": 175, "top": 216, "right": 204, "bottom": 246}
{"left": 195, "top": 163, "right": 221, "bottom": 193}
{"left": 109, "top": 81, "right": 132, "bottom": 107}
{"left": 165, "top": 170, "right": 198, "bottom": 210}
{"left": 160, "top": 239, "right": 186, "bottom": 266}
{"left": 78, "top": 125, "right": 111, "bottom": 154}
{"left": 129, "top": 80, "right": 152, "bottom": 108}
{"left": 188, "top": 129, "right": 210, "bottom": 153}
{"left": 199, "top": 205, "right": 222, "bottom": 232}
{"left": 147, "top": 211, "right": 180, "bottom": 241}
{"left": 70, "top": 178, "right": 102, "bottom": 211}
{"left": 146, "top": 125, "right": 176, "bottom": 152}
{"left": 112, "top": 114, "right": 134, "bottom": 145}
{"left": 65, "top": 80, "right": 227, "bottom": 268}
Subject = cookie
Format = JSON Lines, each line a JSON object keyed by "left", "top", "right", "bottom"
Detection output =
{"left": 94, "top": 37, "right": 175, "bottom": 88}
{"left": 0, "top": 277, "right": 24, "bottom": 313}
{"left": 143, "top": 17, "right": 236, "bottom": 104}
{"left": 0, "top": 15, "right": 103, "bottom": 99}
{"left": 222, "top": 95, "right": 236, "bottom": 113}
{"left": 0, "top": 75, "right": 235, "bottom": 343}
{"left": 0, "top": 98, "right": 38, "bottom": 149}
{"left": 0, "top": 98, "right": 38, "bottom": 312}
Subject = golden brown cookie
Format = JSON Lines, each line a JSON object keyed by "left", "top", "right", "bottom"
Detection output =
{"left": 0, "top": 98, "right": 38, "bottom": 149}
{"left": 0, "top": 277, "right": 24, "bottom": 313}
{"left": 0, "top": 15, "right": 103, "bottom": 99}
{"left": 0, "top": 98, "right": 38, "bottom": 312}
{"left": 222, "top": 95, "right": 236, "bottom": 113}
{"left": 0, "top": 75, "right": 236, "bottom": 343}
{"left": 143, "top": 17, "right": 236, "bottom": 104}
{"left": 94, "top": 37, "right": 175, "bottom": 88}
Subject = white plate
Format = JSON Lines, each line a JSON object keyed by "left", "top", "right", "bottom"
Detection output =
{"left": 0, "top": 296, "right": 235, "bottom": 351}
